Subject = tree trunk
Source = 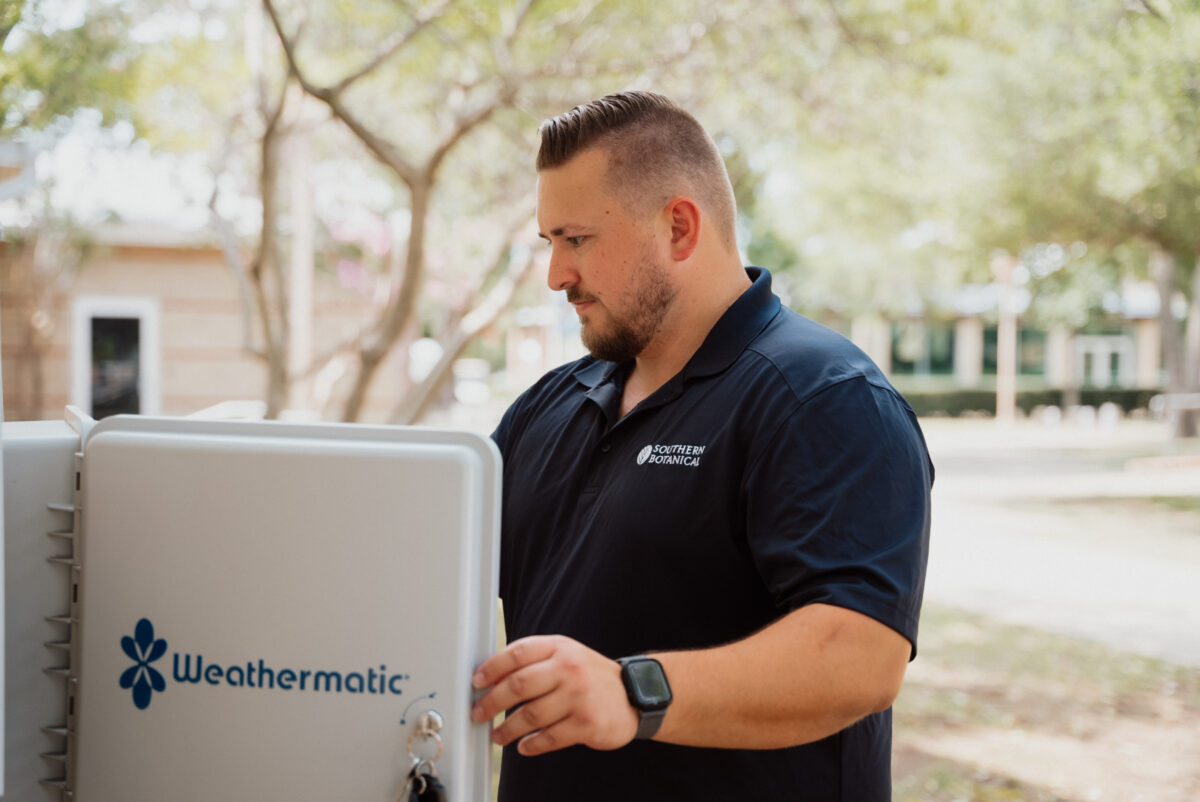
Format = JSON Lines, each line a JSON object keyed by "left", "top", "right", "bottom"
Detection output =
{"left": 1152, "top": 249, "right": 1194, "bottom": 437}
{"left": 992, "top": 254, "right": 1018, "bottom": 422}
{"left": 1181, "top": 262, "right": 1200, "bottom": 437}
{"left": 253, "top": 90, "right": 291, "bottom": 419}
{"left": 17, "top": 311, "right": 40, "bottom": 420}
{"left": 341, "top": 182, "right": 432, "bottom": 423}
{"left": 390, "top": 329, "right": 470, "bottom": 425}
{"left": 390, "top": 246, "right": 536, "bottom": 425}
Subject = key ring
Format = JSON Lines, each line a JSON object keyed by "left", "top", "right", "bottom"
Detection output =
{"left": 407, "top": 728, "right": 443, "bottom": 764}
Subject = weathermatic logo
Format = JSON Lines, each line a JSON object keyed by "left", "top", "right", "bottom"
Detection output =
{"left": 120, "top": 618, "right": 168, "bottom": 710}
{"left": 119, "top": 618, "right": 411, "bottom": 710}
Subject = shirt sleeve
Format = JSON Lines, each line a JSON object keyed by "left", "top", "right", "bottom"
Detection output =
{"left": 742, "top": 376, "right": 933, "bottom": 657}
{"left": 490, "top": 400, "right": 516, "bottom": 457}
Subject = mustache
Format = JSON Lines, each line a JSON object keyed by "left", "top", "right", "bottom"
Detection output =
{"left": 566, "top": 289, "right": 598, "bottom": 304}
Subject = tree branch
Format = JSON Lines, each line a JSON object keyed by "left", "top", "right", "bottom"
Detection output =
{"left": 458, "top": 209, "right": 536, "bottom": 313}
{"left": 293, "top": 330, "right": 368, "bottom": 382}
{"left": 490, "top": 0, "right": 541, "bottom": 72}
{"left": 245, "top": 75, "right": 290, "bottom": 367}
{"left": 821, "top": 0, "right": 868, "bottom": 51}
{"left": 1135, "top": 0, "right": 1167, "bottom": 22}
{"left": 810, "top": 0, "right": 940, "bottom": 74}
{"left": 206, "top": 133, "right": 267, "bottom": 361}
{"left": 262, "top": 0, "right": 420, "bottom": 184}
{"left": 333, "top": 0, "right": 456, "bottom": 95}
{"left": 425, "top": 93, "right": 512, "bottom": 179}
{"left": 388, "top": 223, "right": 538, "bottom": 424}
{"left": 507, "top": 0, "right": 540, "bottom": 41}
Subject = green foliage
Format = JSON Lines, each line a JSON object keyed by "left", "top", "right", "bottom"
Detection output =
{"left": 720, "top": 0, "right": 1200, "bottom": 326}
{"left": 7, "top": 0, "right": 1200, "bottom": 410}
{"left": 1, "top": 1, "right": 22, "bottom": 48}
{"left": 1, "top": 0, "right": 143, "bottom": 136}
{"left": 902, "top": 388, "right": 1162, "bottom": 417}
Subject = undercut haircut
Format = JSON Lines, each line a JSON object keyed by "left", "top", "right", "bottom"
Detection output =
{"left": 537, "top": 91, "right": 738, "bottom": 249}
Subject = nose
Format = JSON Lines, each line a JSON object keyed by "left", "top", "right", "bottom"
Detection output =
{"left": 546, "top": 246, "right": 578, "bottom": 292}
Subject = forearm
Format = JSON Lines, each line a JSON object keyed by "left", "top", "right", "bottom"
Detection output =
{"left": 471, "top": 603, "right": 911, "bottom": 757}
{"left": 651, "top": 603, "right": 911, "bottom": 749}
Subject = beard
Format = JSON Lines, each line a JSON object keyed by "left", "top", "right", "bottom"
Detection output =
{"left": 571, "top": 253, "right": 677, "bottom": 363}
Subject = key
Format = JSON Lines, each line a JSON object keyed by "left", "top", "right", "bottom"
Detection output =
{"left": 416, "top": 773, "right": 447, "bottom": 802}
{"left": 396, "top": 756, "right": 423, "bottom": 802}
{"left": 406, "top": 761, "right": 428, "bottom": 802}
{"left": 414, "top": 761, "right": 447, "bottom": 802}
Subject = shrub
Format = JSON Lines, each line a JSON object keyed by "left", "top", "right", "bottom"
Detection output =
{"left": 901, "top": 388, "right": 1161, "bottom": 417}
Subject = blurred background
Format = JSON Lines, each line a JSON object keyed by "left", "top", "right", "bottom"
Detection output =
{"left": 1, "top": 1, "right": 1197, "bottom": 799}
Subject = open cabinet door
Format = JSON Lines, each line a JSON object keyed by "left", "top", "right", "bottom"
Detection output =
{"left": 69, "top": 416, "right": 498, "bottom": 801}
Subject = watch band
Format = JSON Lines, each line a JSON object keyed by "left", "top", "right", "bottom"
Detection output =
{"left": 633, "top": 705, "right": 667, "bottom": 740}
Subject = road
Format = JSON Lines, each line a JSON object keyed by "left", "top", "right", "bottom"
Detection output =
{"left": 920, "top": 418, "right": 1200, "bottom": 666}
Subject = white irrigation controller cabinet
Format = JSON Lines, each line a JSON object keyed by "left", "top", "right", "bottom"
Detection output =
{"left": 1, "top": 409, "right": 500, "bottom": 801}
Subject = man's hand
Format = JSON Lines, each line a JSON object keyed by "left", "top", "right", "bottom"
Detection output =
{"left": 471, "top": 635, "right": 639, "bottom": 756}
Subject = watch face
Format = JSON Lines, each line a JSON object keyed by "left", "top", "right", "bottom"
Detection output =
{"left": 626, "top": 659, "right": 672, "bottom": 710}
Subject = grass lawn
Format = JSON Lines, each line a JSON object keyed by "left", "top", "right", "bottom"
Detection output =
{"left": 894, "top": 604, "right": 1200, "bottom": 801}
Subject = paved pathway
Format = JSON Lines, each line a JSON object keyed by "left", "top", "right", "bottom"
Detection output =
{"left": 920, "top": 418, "right": 1200, "bottom": 666}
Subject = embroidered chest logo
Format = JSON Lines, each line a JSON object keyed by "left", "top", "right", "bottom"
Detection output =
{"left": 636, "top": 444, "right": 706, "bottom": 467}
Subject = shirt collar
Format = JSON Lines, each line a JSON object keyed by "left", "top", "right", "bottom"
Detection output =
{"left": 574, "top": 357, "right": 619, "bottom": 390}
{"left": 682, "top": 266, "right": 780, "bottom": 379}
{"left": 572, "top": 266, "right": 780, "bottom": 389}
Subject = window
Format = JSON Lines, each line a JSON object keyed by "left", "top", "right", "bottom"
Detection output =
{"left": 928, "top": 324, "right": 955, "bottom": 375}
{"left": 890, "top": 322, "right": 956, "bottom": 376}
{"left": 984, "top": 326, "right": 1046, "bottom": 376}
{"left": 890, "top": 322, "right": 923, "bottom": 375}
{"left": 72, "top": 298, "right": 161, "bottom": 418}
{"left": 1018, "top": 330, "right": 1046, "bottom": 376}
{"left": 1073, "top": 334, "right": 1134, "bottom": 388}
{"left": 91, "top": 317, "right": 141, "bottom": 417}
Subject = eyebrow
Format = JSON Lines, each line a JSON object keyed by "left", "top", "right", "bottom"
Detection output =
{"left": 537, "top": 226, "right": 583, "bottom": 242}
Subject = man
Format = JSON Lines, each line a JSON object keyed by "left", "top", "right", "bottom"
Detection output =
{"left": 473, "top": 91, "right": 933, "bottom": 801}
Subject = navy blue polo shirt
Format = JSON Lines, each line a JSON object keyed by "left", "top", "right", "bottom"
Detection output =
{"left": 491, "top": 267, "right": 933, "bottom": 801}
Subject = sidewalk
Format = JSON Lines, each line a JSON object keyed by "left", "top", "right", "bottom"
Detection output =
{"left": 919, "top": 418, "right": 1200, "bottom": 667}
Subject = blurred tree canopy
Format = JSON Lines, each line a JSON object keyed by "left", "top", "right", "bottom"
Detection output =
{"left": 1, "top": 0, "right": 143, "bottom": 135}
{"left": 2, "top": 0, "right": 1198, "bottom": 424}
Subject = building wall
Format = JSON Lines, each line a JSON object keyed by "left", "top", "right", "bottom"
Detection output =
{"left": 954, "top": 318, "right": 983, "bottom": 388}
{"left": 1133, "top": 318, "right": 1162, "bottom": 389}
{"left": 1, "top": 241, "right": 410, "bottom": 423}
{"left": 864, "top": 314, "right": 1162, "bottom": 393}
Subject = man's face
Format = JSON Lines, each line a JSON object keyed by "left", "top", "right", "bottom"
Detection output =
{"left": 537, "top": 148, "right": 677, "bottom": 363}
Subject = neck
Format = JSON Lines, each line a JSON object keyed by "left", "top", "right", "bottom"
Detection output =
{"left": 620, "top": 262, "right": 750, "bottom": 416}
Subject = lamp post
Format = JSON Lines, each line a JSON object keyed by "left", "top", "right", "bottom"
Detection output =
{"left": 992, "top": 253, "right": 1018, "bottom": 423}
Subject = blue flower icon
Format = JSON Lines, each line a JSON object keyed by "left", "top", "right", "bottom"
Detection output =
{"left": 120, "top": 618, "right": 167, "bottom": 710}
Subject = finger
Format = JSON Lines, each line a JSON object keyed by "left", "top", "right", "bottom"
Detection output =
{"left": 472, "top": 660, "right": 561, "bottom": 723}
{"left": 473, "top": 637, "right": 555, "bottom": 690}
{"left": 491, "top": 691, "right": 574, "bottom": 747}
{"left": 515, "top": 717, "right": 581, "bottom": 757}
{"left": 473, "top": 636, "right": 560, "bottom": 689}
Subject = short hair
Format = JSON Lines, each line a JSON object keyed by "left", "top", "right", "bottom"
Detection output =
{"left": 537, "top": 91, "right": 738, "bottom": 249}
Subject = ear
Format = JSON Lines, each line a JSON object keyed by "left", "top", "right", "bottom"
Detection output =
{"left": 664, "top": 197, "right": 701, "bottom": 262}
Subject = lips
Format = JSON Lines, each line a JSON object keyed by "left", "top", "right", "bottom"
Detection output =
{"left": 566, "top": 290, "right": 598, "bottom": 315}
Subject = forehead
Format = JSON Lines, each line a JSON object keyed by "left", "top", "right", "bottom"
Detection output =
{"left": 536, "top": 148, "right": 622, "bottom": 230}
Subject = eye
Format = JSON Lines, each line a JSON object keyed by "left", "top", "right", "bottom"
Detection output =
{"left": 566, "top": 235, "right": 586, "bottom": 247}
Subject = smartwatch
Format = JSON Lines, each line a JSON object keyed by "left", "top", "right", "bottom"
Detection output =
{"left": 616, "top": 656, "right": 672, "bottom": 740}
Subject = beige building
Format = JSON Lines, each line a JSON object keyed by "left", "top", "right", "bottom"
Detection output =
{"left": 849, "top": 293, "right": 1163, "bottom": 395}
{"left": 1, "top": 226, "right": 409, "bottom": 424}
